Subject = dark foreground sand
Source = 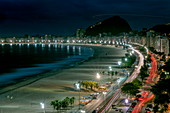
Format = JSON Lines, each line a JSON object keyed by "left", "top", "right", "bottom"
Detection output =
{"left": 0, "top": 45, "right": 127, "bottom": 113}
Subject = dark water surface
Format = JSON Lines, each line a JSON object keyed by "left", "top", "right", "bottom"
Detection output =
{"left": 0, "top": 44, "right": 94, "bottom": 86}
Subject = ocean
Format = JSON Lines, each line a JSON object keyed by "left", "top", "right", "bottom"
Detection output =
{"left": 0, "top": 44, "right": 94, "bottom": 87}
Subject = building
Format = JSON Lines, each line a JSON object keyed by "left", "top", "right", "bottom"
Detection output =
{"left": 160, "top": 36, "right": 169, "bottom": 55}
{"left": 76, "top": 28, "right": 85, "bottom": 38}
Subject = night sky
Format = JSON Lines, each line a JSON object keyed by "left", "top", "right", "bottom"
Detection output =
{"left": 0, "top": 0, "right": 170, "bottom": 37}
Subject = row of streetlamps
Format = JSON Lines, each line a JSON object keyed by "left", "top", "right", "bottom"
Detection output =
{"left": 39, "top": 59, "right": 128, "bottom": 113}
{"left": 39, "top": 60, "right": 128, "bottom": 113}
{"left": 96, "top": 60, "right": 122, "bottom": 80}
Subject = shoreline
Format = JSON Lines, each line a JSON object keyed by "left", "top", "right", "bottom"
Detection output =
{"left": 0, "top": 44, "right": 127, "bottom": 113}
{"left": 0, "top": 44, "right": 94, "bottom": 92}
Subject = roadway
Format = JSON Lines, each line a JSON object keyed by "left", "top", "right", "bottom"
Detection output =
{"left": 97, "top": 45, "right": 144, "bottom": 113}
{"left": 131, "top": 53, "right": 158, "bottom": 113}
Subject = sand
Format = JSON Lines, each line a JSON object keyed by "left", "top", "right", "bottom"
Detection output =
{"left": 0, "top": 45, "right": 127, "bottom": 113}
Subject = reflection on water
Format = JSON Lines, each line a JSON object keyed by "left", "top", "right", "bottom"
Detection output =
{"left": 79, "top": 46, "right": 81, "bottom": 55}
{"left": 73, "top": 46, "right": 75, "bottom": 54}
{"left": 0, "top": 44, "right": 94, "bottom": 87}
{"left": 0, "top": 44, "right": 84, "bottom": 74}
{"left": 67, "top": 45, "right": 70, "bottom": 53}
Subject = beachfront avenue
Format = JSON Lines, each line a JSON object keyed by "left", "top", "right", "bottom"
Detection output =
{"left": 87, "top": 44, "right": 144, "bottom": 113}
{"left": 0, "top": 39, "right": 146, "bottom": 113}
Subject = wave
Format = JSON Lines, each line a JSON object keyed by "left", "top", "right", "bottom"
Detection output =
{"left": 0, "top": 45, "right": 94, "bottom": 87}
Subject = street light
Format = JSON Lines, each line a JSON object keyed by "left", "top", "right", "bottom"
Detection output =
{"left": 75, "top": 83, "right": 81, "bottom": 110}
{"left": 103, "top": 92, "right": 107, "bottom": 113}
{"left": 125, "top": 99, "right": 129, "bottom": 105}
{"left": 117, "top": 79, "right": 121, "bottom": 85}
{"left": 79, "top": 109, "right": 86, "bottom": 113}
{"left": 40, "top": 102, "right": 45, "bottom": 113}
{"left": 118, "top": 61, "right": 122, "bottom": 68}
{"left": 118, "top": 61, "right": 122, "bottom": 65}
{"left": 125, "top": 58, "right": 128, "bottom": 61}
{"left": 96, "top": 73, "right": 101, "bottom": 79}
{"left": 109, "top": 66, "right": 112, "bottom": 71}
{"left": 132, "top": 50, "right": 134, "bottom": 54}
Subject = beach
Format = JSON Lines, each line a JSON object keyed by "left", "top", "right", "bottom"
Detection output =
{"left": 0, "top": 44, "right": 127, "bottom": 113}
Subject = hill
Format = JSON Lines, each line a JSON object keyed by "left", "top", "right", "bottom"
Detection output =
{"left": 149, "top": 24, "right": 170, "bottom": 34}
{"left": 85, "top": 16, "right": 132, "bottom": 36}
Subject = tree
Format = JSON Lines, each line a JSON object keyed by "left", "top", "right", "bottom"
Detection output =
{"left": 50, "top": 100, "right": 57, "bottom": 110}
{"left": 93, "top": 82, "right": 99, "bottom": 89}
{"left": 50, "top": 100, "right": 61, "bottom": 111}
{"left": 132, "top": 78, "right": 142, "bottom": 87}
{"left": 159, "top": 72, "right": 168, "bottom": 80}
{"left": 121, "top": 82, "right": 140, "bottom": 96}
{"left": 160, "top": 60, "right": 170, "bottom": 73}
{"left": 89, "top": 81, "right": 94, "bottom": 90}
{"left": 146, "top": 54, "right": 152, "bottom": 63}
{"left": 153, "top": 104, "right": 159, "bottom": 113}
{"left": 139, "top": 66, "right": 149, "bottom": 82}
{"left": 115, "top": 71, "right": 118, "bottom": 75}
{"left": 80, "top": 81, "right": 99, "bottom": 91}
{"left": 70, "top": 97, "right": 75, "bottom": 106}
{"left": 61, "top": 99, "right": 69, "bottom": 110}
{"left": 111, "top": 71, "right": 115, "bottom": 76}
{"left": 151, "top": 78, "right": 170, "bottom": 112}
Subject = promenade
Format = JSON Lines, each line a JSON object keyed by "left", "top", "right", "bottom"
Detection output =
{"left": 0, "top": 44, "right": 126, "bottom": 113}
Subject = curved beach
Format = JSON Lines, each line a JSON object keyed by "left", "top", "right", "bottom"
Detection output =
{"left": 0, "top": 44, "right": 127, "bottom": 113}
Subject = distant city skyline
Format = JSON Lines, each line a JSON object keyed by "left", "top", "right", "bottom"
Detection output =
{"left": 0, "top": 0, "right": 170, "bottom": 37}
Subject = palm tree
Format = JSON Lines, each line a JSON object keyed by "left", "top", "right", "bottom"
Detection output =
{"left": 82, "top": 81, "right": 89, "bottom": 90}
{"left": 93, "top": 82, "right": 99, "bottom": 90}
{"left": 65, "top": 97, "right": 71, "bottom": 105}
{"left": 80, "top": 81, "right": 85, "bottom": 88}
{"left": 55, "top": 100, "right": 61, "bottom": 111}
{"left": 50, "top": 100, "right": 56, "bottom": 110}
{"left": 50, "top": 100, "right": 61, "bottom": 111}
{"left": 89, "top": 81, "right": 93, "bottom": 90}
{"left": 61, "top": 99, "right": 69, "bottom": 110}
{"left": 70, "top": 97, "right": 75, "bottom": 107}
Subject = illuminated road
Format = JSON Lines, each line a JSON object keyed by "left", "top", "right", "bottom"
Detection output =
{"left": 97, "top": 45, "right": 144, "bottom": 113}
{"left": 132, "top": 53, "right": 158, "bottom": 113}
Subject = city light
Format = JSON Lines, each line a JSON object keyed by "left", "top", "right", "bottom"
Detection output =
{"left": 132, "top": 51, "right": 134, "bottom": 54}
{"left": 103, "top": 91, "right": 107, "bottom": 95}
{"left": 118, "top": 61, "right": 122, "bottom": 65}
{"left": 79, "top": 110, "right": 86, "bottom": 113}
{"left": 40, "top": 102, "right": 45, "bottom": 109}
{"left": 75, "top": 83, "right": 80, "bottom": 90}
{"left": 117, "top": 79, "right": 121, "bottom": 84}
{"left": 40, "top": 102, "right": 45, "bottom": 113}
{"left": 125, "top": 99, "right": 129, "bottom": 104}
{"left": 96, "top": 73, "right": 100, "bottom": 79}
{"left": 109, "top": 66, "right": 112, "bottom": 71}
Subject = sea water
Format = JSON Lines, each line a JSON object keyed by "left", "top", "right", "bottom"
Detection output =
{"left": 0, "top": 44, "right": 94, "bottom": 86}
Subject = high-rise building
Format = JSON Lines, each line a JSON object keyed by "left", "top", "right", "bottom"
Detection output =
{"left": 160, "top": 37, "right": 169, "bottom": 55}
{"left": 76, "top": 28, "right": 85, "bottom": 38}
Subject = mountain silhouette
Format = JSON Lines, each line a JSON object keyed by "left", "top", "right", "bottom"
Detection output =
{"left": 149, "top": 24, "right": 170, "bottom": 34}
{"left": 85, "top": 16, "right": 132, "bottom": 36}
